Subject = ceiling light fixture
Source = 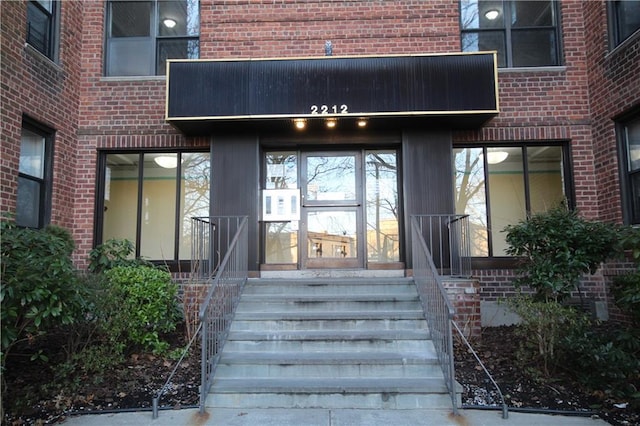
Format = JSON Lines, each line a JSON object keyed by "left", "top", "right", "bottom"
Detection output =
{"left": 154, "top": 155, "right": 178, "bottom": 168}
{"left": 486, "top": 150, "right": 509, "bottom": 164}
{"left": 163, "top": 18, "right": 177, "bottom": 28}
{"left": 326, "top": 118, "right": 337, "bottom": 129}
{"left": 484, "top": 9, "right": 500, "bottom": 20}
{"left": 357, "top": 119, "right": 368, "bottom": 128}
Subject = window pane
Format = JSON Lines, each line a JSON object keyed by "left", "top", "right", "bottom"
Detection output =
{"left": 512, "top": 29, "right": 557, "bottom": 66}
{"left": 265, "top": 152, "right": 297, "bottom": 189}
{"left": 179, "top": 152, "right": 210, "bottom": 260}
{"left": 103, "top": 154, "right": 139, "bottom": 244}
{"left": 461, "top": 0, "right": 504, "bottom": 29}
{"left": 626, "top": 118, "right": 640, "bottom": 172}
{"left": 107, "top": 38, "right": 153, "bottom": 76}
{"left": 366, "top": 151, "right": 399, "bottom": 262}
{"left": 631, "top": 172, "right": 640, "bottom": 224}
{"left": 16, "top": 177, "right": 41, "bottom": 228}
{"left": 27, "top": 1, "right": 51, "bottom": 56}
{"left": 511, "top": 1, "right": 553, "bottom": 27}
{"left": 158, "top": 0, "right": 200, "bottom": 36}
{"left": 140, "top": 154, "right": 177, "bottom": 259}
{"left": 306, "top": 155, "right": 356, "bottom": 201}
{"left": 615, "top": 0, "right": 640, "bottom": 43}
{"left": 462, "top": 31, "right": 506, "bottom": 67}
{"left": 156, "top": 38, "right": 199, "bottom": 75}
{"left": 307, "top": 210, "right": 357, "bottom": 259}
{"left": 19, "top": 128, "right": 45, "bottom": 178}
{"left": 487, "top": 148, "right": 525, "bottom": 255}
{"left": 265, "top": 222, "right": 298, "bottom": 263}
{"left": 527, "top": 146, "right": 565, "bottom": 214}
{"left": 454, "top": 148, "right": 488, "bottom": 256}
{"left": 110, "top": 1, "right": 151, "bottom": 37}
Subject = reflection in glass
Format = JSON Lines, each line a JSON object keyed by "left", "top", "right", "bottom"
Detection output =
{"left": 306, "top": 155, "right": 356, "bottom": 201}
{"left": 307, "top": 211, "right": 357, "bottom": 259}
{"left": 266, "top": 152, "right": 297, "bottom": 189}
{"left": 454, "top": 148, "right": 488, "bottom": 256}
{"left": 366, "top": 151, "right": 399, "bottom": 262}
{"left": 179, "top": 152, "right": 210, "bottom": 259}
{"left": 265, "top": 222, "right": 298, "bottom": 263}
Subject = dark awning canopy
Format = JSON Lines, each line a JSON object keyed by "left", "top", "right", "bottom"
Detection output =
{"left": 166, "top": 52, "right": 498, "bottom": 135}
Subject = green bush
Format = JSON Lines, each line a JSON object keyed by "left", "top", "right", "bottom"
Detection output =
{"left": 102, "top": 265, "right": 181, "bottom": 354}
{"left": 506, "top": 295, "right": 586, "bottom": 376}
{"left": 561, "top": 324, "right": 640, "bottom": 403}
{"left": 504, "top": 206, "right": 620, "bottom": 302}
{"left": 1, "top": 221, "right": 84, "bottom": 363}
{"left": 88, "top": 238, "right": 152, "bottom": 273}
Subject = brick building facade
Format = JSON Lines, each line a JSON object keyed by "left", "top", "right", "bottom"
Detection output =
{"left": 1, "top": 1, "right": 639, "bottom": 320}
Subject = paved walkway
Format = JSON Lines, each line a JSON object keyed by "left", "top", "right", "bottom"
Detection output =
{"left": 60, "top": 407, "right": 610, "bottom": 425}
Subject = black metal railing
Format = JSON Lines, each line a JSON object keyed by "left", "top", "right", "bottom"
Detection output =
{"left": 414, "top": 214, "right": 471, "bottom": 277}
{"left": 411, "top": 215, "right": 458, "bottom": 414}
{"left": 192, "top": 216, "right": 248, "bottom": 414}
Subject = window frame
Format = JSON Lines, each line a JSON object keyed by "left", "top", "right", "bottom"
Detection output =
{"left": 460, "top": 0, "right": 562, "bottom": 68}
{"left": 26, "top": 0, "right": 59, "bottom": 60}
{"left": 608, "top": 0, "right": 640, "bottom": 48}
{"left": 17, "top": 118, "right": 54, "bottom": 229}
{"left": 617, "top": 110, "right": 640, "bottom": 225}
{"left": 453, "top": 141, "right": 574, "bottom": 260}
{"left": 104, "top": 0, "right": 200, "bottom": 77}
{"left": 95, "top": 149, "right": 211, "bottom": 271}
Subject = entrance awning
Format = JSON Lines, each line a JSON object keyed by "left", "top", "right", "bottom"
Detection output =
{"left": 166, "top": 52, "right": 499, "bottom": 136}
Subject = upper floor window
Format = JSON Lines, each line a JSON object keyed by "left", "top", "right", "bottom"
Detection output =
{"left": 460, "top": 0, "right": 560, "bottom": 67}
{"left": 26, "top": 0, "right": 58, "bottom": 59}
{"left": 17, "top": 121, "right": 54, "bottom": 229}
{"left": 609, "top": 0, "right": 640, "bottom": 47}
{"left": 105, "top": 0, "right": 200, "bottom": 76}
{"left": 618, "top": 114, "right": 640, "bottom": 224}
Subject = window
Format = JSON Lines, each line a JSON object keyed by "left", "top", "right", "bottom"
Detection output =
{"left": 98, "top": 151, "right": 210, "bottom": 266}
{"left": 26, "top": 0, "right": 58, "bottom": 59}
{"left": 105, "top": 0, "right": 200, "bottom": 76}
{"left": 454, "top": 144, "right": 570, "bottom": 256}
{"left": 460, "top": 0, "right": 560, "bottom": 67}
{"left": 610, "top": 0, "right": 640, "bottom": 47}
{"left": 17, "top": 121, "right": 53, "bottom": 228}
{"left": 619, "top": 114, "right": 640, "bottom": 224}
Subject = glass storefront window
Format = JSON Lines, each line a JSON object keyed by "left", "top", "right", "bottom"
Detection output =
{"left": 454, "top": 144, "right": 567, "bottom": 257}
{"left": 101, "top": 151, "right": 210, "bottom": 264}
{"left": 365, "top": 151, "right": 399, "bottom": 262}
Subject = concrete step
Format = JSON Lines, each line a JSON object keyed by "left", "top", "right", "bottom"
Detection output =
{"left": 230, "top": 319, "right": 427, "bottom": 332}
{"left": 207, "top": 277, "right": 454, "bottom": 411}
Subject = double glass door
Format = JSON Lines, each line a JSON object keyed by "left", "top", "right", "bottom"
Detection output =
{"left": 264, "top": 149, "right": 399, "bottom": 269}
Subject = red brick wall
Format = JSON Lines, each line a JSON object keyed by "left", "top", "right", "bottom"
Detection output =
{"left": 0, "top": 1, "right": 83, "bottom": 232}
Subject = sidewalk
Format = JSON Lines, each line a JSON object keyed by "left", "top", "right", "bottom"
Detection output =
{"left": 59, "top": 407, "right": 610, "bottom": 426}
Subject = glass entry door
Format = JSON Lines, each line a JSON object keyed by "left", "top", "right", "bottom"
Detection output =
{"left": 301, "top": 152, "right": 363, "bottom": 268}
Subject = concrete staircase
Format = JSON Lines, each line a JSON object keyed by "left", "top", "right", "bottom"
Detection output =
{"left": 205, "top": 277, "right": 455, "bottom": 410}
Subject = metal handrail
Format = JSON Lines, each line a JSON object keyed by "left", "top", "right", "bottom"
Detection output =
{"left": 411, "top": 215, "right": 458, "bottom": 414}
{"left": 413, "top": 214, "right": 471, "bottom": 277}
{"left": 195, "top": 216, "right": 249, "bottom": 414}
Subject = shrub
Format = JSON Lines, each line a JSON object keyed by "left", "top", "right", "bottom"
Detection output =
{"left": 504, "top": 206, "right": 620, "bottom": 302}
{"left": 1, "top": 221, "right": 84, "bottom": 363}
{"left": 561, "top": 324, "right": 640, "bottom": 403}
{"left": 102, "top": 265, "right": 181, "bottom": 354}
{"left": 88, "top": 238, "right": 152, "bottom": 273}
{"left": 506, "top": 295, "right": 586, "bottom": 377}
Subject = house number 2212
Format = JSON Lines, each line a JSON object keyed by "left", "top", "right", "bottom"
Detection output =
{"left": 310, "top": 104, "right": 348, "bottom": 114}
